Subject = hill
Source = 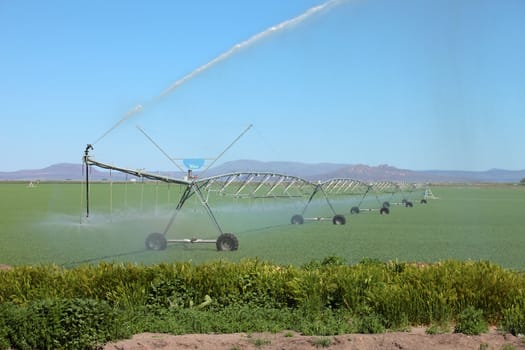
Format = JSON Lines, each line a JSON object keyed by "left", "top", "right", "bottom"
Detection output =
{"left": 1, "top": 161, "right": 524, "bottom": 183}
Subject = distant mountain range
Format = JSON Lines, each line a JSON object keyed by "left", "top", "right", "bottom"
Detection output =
{"left": 1, "top": 161, "right": 525, "bottom": 183}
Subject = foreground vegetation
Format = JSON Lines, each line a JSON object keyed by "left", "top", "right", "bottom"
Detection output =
{"left": 1, "top": 258, "right": 525, "bottom": 349}
{"left": 1, "top": 184, "right": 524, "bottom": 348}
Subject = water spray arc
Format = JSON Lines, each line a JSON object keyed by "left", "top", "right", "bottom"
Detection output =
{"left": 81, "top": 0, "right": 424, "bottom": 251}
{"left": 91, "top": 0, "right": 345, "bottom": 145}
{"left": 157, "top": 0, "right": 343, "bottom": 100}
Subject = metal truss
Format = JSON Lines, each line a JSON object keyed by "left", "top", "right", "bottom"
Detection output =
{"left": 83, "top": 146, "right": 430, "bottom": 252}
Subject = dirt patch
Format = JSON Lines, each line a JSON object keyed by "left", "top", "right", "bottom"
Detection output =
{"left": 0, "top": 264, "right": 12, "bottom": 271}
{"left": 104, "top": 328, "right": 525, "bottom": 350}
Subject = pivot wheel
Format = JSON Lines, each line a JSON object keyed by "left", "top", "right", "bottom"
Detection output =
{"left": 421, "top": 199, "right": 428, "bottom": 204}
{"left": 145, "top": 232, "right": 167, "bottom": 251}
{"left": 332, "top": 214, "right": 346, "bottom": 225}
{"left": 405, "top": 201, "right": 413, "bottom": 208}
{"left": 291, "top": 214, "right": 304, "bottom": 225}
{"left": 350, "top": 206, "right": 360, "bottom": 215}
{"left": 380, "top": 207, "right": 390, "bottom": 215}
{"left": 216, "top": 233, "right": 239, "bottom": 251}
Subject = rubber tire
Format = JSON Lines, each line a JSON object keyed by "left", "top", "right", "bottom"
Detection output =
{"left": 291, "top": 214, "right": 304, "bottom": 225}
{"left": 421, "top": 199, "right": 427, "bottom": 204}
{"left": 350, "top": 206, "right": 360, "bottom": 215}
{"left": 405, "top": 201, "right": 413, "bottom": 208}
{"left": 332, "top": 214, "right": 346, "bottom": 225}
{"left": 216, "top": 233, "right": 239, "bottom": 251}
{"left": 382, "top": 201, "right": 390, "bottom": 208}
{"left": 145, "top": 232, "right": 167, "bottom": 251}
{"left": 380, "top": 207, "right": 390, "bottom": 215}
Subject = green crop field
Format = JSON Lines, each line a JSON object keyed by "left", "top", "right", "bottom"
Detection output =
{"left": 1, "top": 182, "right": 525, "bottom": 269}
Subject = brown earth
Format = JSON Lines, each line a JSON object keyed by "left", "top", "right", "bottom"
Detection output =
{"left": 104, "top": 328, "right": 525, "bottom": 350}
{"left": 0, "top": 264, "right": 12, "bottom": 271}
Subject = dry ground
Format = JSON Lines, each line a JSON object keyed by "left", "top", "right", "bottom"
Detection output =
{"left": 104, "top": 328, "right": 525, "bottom": 350}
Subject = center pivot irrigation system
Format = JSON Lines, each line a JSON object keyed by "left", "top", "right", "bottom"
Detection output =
{"left": 82, "top": 126, "right": 433, "bottom": 252}
{"left": 82, "top": 153, "right": 351, "bottom": 252}
{"left": 380, "top": 182, "right": 429, "bottom": 208}
{"left": 81, "top": 124, "right": 365, "bottom": 252}
{"left": 83, "top": 125, "right": 254, "bottom": 252}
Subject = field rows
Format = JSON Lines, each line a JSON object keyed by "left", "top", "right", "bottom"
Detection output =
{"left": 1, "top": 183, "right": 524, "bottom": 269}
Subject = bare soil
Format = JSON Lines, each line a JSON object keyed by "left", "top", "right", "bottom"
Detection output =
{"left": 104, "top": 328, "right": 525, "bottom": 350}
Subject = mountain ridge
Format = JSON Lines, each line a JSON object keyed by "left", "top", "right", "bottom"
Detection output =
{"left": 1, "top": 161, "right": 524, "bottom": 183}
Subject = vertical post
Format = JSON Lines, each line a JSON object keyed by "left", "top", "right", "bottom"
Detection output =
{"left": 86, "top": 161, "right": 90, "bottom": 217}
{"left": 84, "top": 144, "right": 93, "bottom": 217}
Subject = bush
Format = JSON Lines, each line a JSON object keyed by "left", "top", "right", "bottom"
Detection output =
{"left": 454, "top": 306, "right": 488, "bottom": 335}
{"left": 0, "top": 305, "right": 12, "bottom": 350}
{"left": 1, "top": 298, "right": 130, "bottom": 350}
{"left": 1, "top": 259, "right": 525, "bottom": 344}
{"left": 355, "top": 313, "right": 386, "bottom": 334}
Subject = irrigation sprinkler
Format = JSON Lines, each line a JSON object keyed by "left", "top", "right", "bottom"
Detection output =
{"left": 83, "top": 125, "right": 254, "bottom": 251}
{"left": 83, "top": 152, "right": 239, "bottom": 251}
{"left": 195, "top": 171, "right": 350, "bottom": 225}
{"left": 82, "top": 152, "right": 331, "bottom": 250}
{"left": 423, "top": 185, "right": 438, "bottom": 200}
{"left": 288, "top": 178, "right": 379, "bottom": 225}
{"left": 290, "top": 182, "right": 345, "bottom": 225}
{"left": 403, "top": 183, "right": 430, "bottom": 205}
{"left": 384, "top": 182, "right": 428, "bottom": 208}
{"left": 344, "top": 180, "right": 391, "bottom": 215}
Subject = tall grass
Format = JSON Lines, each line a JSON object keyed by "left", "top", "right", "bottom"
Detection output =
{"left": 1, "top": 259, "right": 524, "bottom": 322}
{"left": 1, "top": 258, "right": 525, "bottom": 348}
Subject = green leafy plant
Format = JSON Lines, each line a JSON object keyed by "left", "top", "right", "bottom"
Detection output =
{"left": 425, "top": 322, "right": 451, "bottom": 335}
{"left": 501, "top": 303, "right": 525, "bottom": 336}
{"left": 0, "top": 298, "right": 129, "bottom": 350}
{"left": 252, "top": 338, "right": 271, "bottom": 347}
{"left": 1, "top": 258, "right": 525, "bottom": 346}
{"left": 454, "top": 306, "right": 488, "bottom": 335}
{"left": 312, "top": 337, "right": 333, "bottom": 348}
{"left": 355, "top": 313, "right": 386, "bottom": 334}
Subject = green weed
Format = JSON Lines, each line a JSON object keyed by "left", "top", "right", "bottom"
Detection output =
{"left": 252, "top": 338, "right": 271, "bottom": 347}
{"left": 454, "top": 306, "right": 488, "bottom": 335}
{"left": 500, "top": 344, "right": 517, "bottom": 350}
{"left": 425, "top": 322, "right": 451, "bottom": 335}
{"left": 312, "top": 337, "right": 333, "bottom": 348}
{"left": 501, "top": 302, "right": 525, "bottom": 336}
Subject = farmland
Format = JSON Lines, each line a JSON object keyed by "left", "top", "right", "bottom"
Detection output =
{"left": 1, "top": 182, "right": 524, "bottom": 269}
{"left": 2, "top": 181, "right": 525, "bottom": 349}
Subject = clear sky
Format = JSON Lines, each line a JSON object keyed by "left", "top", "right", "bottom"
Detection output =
{"left": 1, "top": 0, "right": 524, "bottom": 172}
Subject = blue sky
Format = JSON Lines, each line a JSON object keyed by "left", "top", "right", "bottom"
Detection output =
{"left": 1, "top": 0, "right": 524, "bottom": 172}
